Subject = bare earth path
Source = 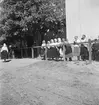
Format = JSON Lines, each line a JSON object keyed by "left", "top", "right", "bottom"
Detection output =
{"left": 0, "top": 59, "right": 99, "bottom": 105}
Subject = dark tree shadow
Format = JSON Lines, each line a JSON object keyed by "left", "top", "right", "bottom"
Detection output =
{"left": 3, "top": 59, "right": 11, "bottom": 63}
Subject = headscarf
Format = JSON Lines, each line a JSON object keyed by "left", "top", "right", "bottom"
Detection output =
{"left": 54, "top": 38, "right": 59, "bottom": 46}
{"left": 47, "top": 41, "right": 51, "bottom": 48}
{"left": 54, "top": 38, "right": 57, "bottom": 43}
{"left": 74, "top": 36, "right": 80, "bottom": 43}
{"left": 50, "top": 39, "right": 54, "bottom": 43}
{"left": 58, "top": 38, "right": 62, "bottom": 43}
{"left": 81, "top": 35, "right": 86, "bottom": 42}
{"left": 0, "top": 43, "right": 8, "bottom": 52}
{"left": 80, "top": 35, "right": 88, "bottom": 48}
{"left": 50, "top": 39, "right": 55, "bottom": 46}
{"left": 41, "top": 40, "right": 46, "bottom": 47}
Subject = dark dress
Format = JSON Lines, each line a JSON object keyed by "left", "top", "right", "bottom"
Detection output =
{"left": 47, "top": 47, "right": 51, "bottom": 59}
{"left": 47, "top": 45, "right": 60, "bottom": 59}
{"left": 64, "top": 43, "right": 73, "bottom": 59}
{"left": 92, "top": 42, "right": 99, "bottom": 61}
{"left": 47, "top": 46, "right": 54, "bottom": 59}
{"left": 40, "top": 47, "right": 46, "bottom": 60}
{"left": 80, "top": 44, "right": 89, "bottom": 61}
{"left": 1, "top": 50, "right": 8, "bottom": 60}
{"left": 52, "top": 46, "right": 60, "bottom": 58}
{"left": 9, "top": 47, "right": 13, "bottom": 58}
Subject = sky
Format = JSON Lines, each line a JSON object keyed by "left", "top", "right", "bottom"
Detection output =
{"left": 66, "top": 0, "right": 99, "bottom": 42}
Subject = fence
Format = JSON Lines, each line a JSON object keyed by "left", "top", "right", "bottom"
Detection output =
{"left": 11, "top": 46, "right": 41, "bottom": 59}
{"left": 13, "top": 47, "right": 32, "bottom": 58}
{"left": 10, "top": 39, "right": 94, "bottom": 64}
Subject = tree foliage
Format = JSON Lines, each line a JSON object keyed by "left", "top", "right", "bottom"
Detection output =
{"left": 0, "top": 0, "right": 66, "bottom": 46}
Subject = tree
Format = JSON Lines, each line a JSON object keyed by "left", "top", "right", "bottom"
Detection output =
{"left": 0, "top": 0, "right": 66, "bottom": 47}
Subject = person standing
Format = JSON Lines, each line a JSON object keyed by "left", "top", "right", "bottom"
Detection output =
{"left": 41, "top": 40, "right": 46, "bottom": 60}
{"left": 97, "top": 35, "right": 99, "bottom": 41}
{"left": 73, "top": 36, "right": 80, "bottom": 60}
{"left": 80, "top": 35, "right": 89, "bottom": 61}
{"left": 54, "top": 38, "right": 60, "bottom": 60}
{"left": 92, "top": 39, "right": 98, "bottom": 61}
{"left": 9, "top": 45, "right": 13, "bottom": 59}
{"left": 46, "top": 41, "right": 51, "bottom": 60}
{"left": 74, "top": 36, "right": 80, "bottom": 44}
{"left": 0, "top": 43, "right": 8, "bottom": 62}
{"left": 58, "top": 38, "right": 63, "bottom": 59}
{"left": 64, "top": 39, "right": 73, "bottom": 61}
{"left": 50, "top": 39, "right": 56, "bottom": 60}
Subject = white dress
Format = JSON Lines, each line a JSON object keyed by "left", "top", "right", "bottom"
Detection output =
{"left": 0, "top": 46, "right": 8, "bottom": 53}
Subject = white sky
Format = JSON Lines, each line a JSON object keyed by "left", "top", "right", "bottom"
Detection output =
{"left": 66, "top": 0, "right": 99, "bottom": 42}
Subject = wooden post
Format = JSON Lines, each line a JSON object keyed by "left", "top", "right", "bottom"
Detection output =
{"left": 21, "top": 48, "right": 23, "bottom": 58}
{"left": 25, "top": 47, "right": 28, "bottom": 58}
{"left": 88, "top": 39, "right": 92, "bottom": 64}
{"left": 63, "top": 44, "right": 66, "bottom": 61}
{"left": 31, "top": 47, "right": 34, "bottom": 59}
{"left": 12, "top": 51, "right": 15, "bottom": 59}
{"left": 45, "top": 46, "right": 47, "bottom": 60}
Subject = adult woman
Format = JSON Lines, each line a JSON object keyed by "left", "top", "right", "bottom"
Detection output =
{"left": 64, "top": 40, "right": 73, "bottom": 61}
{"left": 41, "top": 40, "right": 46, "bottom": 60}
{"left": 57, "top": 38, "right": 63, "bottom": 59}
{"left": 9, "top": 45, "right": 13, "bottom": 59}
{"left": 54, "top": 38, "right": 60, "bottom": 60}
{"left": 57, "top": 38, "right": 62, "bottom": 45}
{"left": 54, "top": 38, "right": 58, "bottom": 45}
{"left": 50, "top": 39, "right": 57, "bottom": 60}
{"left": 92, "top": 39, "right": 99, "bottom": 61}
{"left": 46, "top": 41, "right": 51, "bottom": 60}
{"left": 74, "top": 36, "right": 80, "bottom": 44}
{"left": 0, "top": 43, "right": 8, "bottom": 62}
{"left": 73, "top": 36, "right": 80, "bottom": 60}
{"left": 80, "top": 35, "right": 89, "bottom": 61}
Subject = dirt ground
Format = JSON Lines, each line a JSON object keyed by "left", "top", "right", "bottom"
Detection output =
{"left": 0, "top": 58, "right": 99, "bottom": 105}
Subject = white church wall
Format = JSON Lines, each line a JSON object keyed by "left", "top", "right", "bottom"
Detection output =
{"left": 66, "top": 0, "right": 99, "bottom": 42}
